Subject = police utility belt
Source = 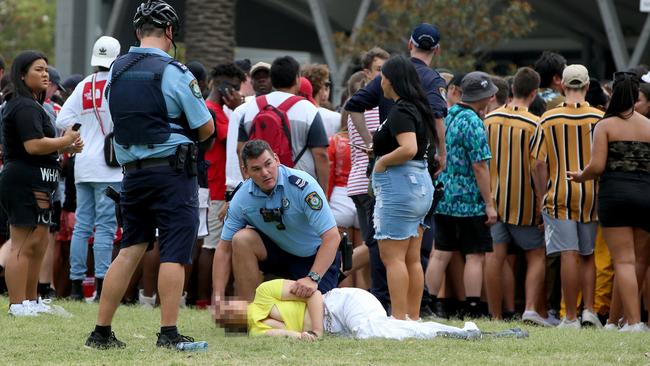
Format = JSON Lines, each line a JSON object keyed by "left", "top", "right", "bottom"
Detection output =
{"left": 122, "top": 143, "right": 198, "bottom": 176}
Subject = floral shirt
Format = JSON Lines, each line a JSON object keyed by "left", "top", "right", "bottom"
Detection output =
{"left": 435, "top": 104, "right": 492, "bottom": 217}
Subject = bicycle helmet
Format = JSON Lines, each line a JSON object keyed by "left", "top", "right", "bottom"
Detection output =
{"left": 133, "top": 0, "right": 180, "bottom": 37}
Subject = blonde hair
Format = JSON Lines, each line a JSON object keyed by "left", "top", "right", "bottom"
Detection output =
{"left": 340, "top": 71, "right": 369, "bottom": 131}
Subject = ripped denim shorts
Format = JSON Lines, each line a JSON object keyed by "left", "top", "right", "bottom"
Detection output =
{"left": 371, "top": 159, "right": 433, "bottom": 241}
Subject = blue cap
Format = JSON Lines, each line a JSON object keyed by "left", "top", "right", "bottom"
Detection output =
{"left": 48, "top": 67, "right": 65, "bottom": 90}
{"left": 410, "top": 23, "right": 440, "bottom": 51}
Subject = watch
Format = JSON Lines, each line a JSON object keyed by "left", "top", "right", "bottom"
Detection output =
{"left": 307, "top": 271, "right": 321, "bottom": 284}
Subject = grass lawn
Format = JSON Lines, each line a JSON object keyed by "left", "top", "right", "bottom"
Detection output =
{"left": 1, "top": 297, "right": 649, "bottom": 366}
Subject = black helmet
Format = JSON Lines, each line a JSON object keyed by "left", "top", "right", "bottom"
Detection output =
{"left": 133, "top": 0, "right": 180, "bottom": 36}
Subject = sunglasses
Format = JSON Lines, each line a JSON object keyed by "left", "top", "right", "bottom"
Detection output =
{"left": 613, "top": 71, "right": 638, "bottom": 82}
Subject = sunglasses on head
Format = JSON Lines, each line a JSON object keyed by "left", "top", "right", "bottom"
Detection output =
{"left": 613, "top": 71, "right": 638, "bottom": 82}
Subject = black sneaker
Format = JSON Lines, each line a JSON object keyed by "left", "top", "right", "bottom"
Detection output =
{"left": 432, "top": 300, "right": 448, "bottom": 319}
{"left": 156, "top": 332, "right": 196, "bottom": 349}
{"left": 85, "top": 331, "right": 126, "bottom": 349}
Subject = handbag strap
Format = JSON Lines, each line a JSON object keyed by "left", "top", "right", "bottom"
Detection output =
{"left": 91, "top": 73, "right": 106, "bottom": 136}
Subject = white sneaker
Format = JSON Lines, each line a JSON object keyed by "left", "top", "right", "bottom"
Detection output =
{"left": 8, "top": 300, "right": 39, "bottom": 317}
{"left": 581, "top": 309, "right": 603, "bottom": 328}
{"left": 522, "top": 310, "right": 553, "bottom": 327}
{"left": 139, "top": 289, "right": 156, "bottom": 308}
{"left": 179, "top": 291, "right": 187, "bottom": 309}
{"left": 545, "top": 315, "right": 560, "bottom": 326}
{"left": 29, "top": 298, "right": 72, "bottom": 317}
{"left": 604, "top": 322, "right": 619, "bottom": 331}
{"left": 29, "top": 298, "right": 52, "bottom": 314}
{"left": 557, "top": 317, "right": 581, "bottom": 329}
{"left": 619, "top": 322, "right": 650, "bottom": 333}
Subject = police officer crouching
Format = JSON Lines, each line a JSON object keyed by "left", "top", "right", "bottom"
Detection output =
{"left": 85, "top": 0, "right": 214, "bottom": 350}
{"left": 212, "top": 140, "right": 341, "bottom": 320}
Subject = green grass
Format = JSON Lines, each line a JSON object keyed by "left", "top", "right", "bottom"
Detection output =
{"left": 1, "top": 296, "right": 649, "bottom": 366}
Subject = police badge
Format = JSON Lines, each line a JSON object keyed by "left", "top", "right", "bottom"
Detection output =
{"left": 305, "top": 191, "right": 323, "bottom": 210}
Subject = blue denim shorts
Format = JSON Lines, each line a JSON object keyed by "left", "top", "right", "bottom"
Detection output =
{"left": 371, "top": 160, "right": 433, "bottom": 240}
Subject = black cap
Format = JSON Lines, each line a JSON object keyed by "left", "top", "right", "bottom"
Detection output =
{"left": 62, "top": 74, "right": 84, "bottom": 92}
{"left": 235, "top": 59, "right": 252, "bottom": 74}
{"left": 186, "top": 61, "right": 207, "bottom": 82}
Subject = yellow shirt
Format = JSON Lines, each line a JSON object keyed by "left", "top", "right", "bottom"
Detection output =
{"left": 485, "top": 105, "right": 539, "bottom": 226}
{"left": 248, "top": 279, "right": 307, "bottom": 336}
{"left": 531, "top": 102, "right": 603, "bottom": 223}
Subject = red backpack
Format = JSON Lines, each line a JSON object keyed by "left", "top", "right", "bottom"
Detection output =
{"left": 249, "top": 95, "right": 306, "bottom": 167}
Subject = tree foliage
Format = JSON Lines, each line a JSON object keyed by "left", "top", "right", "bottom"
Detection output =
{"left": 334, "top": 0, "right": 535, "bottom": 72}
{"left": 0, "top": 0, "right": 56, "bottom": 65}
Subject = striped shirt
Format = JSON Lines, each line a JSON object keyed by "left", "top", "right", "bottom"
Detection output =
{"left": 531, "top": 102, "right": 603, "bottom": 223}
{"left": 347, "top": 107, "right": 380, "bottom": 196}
{"left": 484, "top": 105, "right": 539, "bottom": 226}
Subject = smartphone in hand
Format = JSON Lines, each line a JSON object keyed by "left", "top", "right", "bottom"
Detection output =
{"left": 72, "top": 123, "right": 82, "bottom": 131}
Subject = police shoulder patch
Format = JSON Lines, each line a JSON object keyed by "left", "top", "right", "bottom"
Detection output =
{"left": 190, "top": 79, "right": 202, "bottom": 98}
{"left": 288, "top": 175, "right": 308, "bottom": 190}
{"left": 305, "top": 191, "right": 323, "bottom": 210}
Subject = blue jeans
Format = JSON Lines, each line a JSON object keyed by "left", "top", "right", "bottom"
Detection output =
{"left": 69, "top": 182, "right": 120, "bottom": 280}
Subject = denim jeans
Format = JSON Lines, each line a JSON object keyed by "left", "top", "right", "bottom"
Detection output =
{"left": 69, "top": 182, "right": 120, "bottom": 280}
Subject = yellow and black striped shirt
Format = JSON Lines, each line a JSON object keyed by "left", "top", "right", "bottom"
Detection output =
{"left": 485, "top": 105, "right": 539, "bottom": 226}
{"left": 531, "top": 102, "right": 603, "bottom": 223}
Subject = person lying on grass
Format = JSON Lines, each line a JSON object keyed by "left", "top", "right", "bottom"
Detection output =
{"left": 212, "top": 279, "right": 484, "bottom": 340}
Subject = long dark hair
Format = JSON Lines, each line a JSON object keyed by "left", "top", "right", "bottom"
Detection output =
{"left": 380, "top": 55, "right": 438, "bottom": 146}
{"left": 603, "top": 72, "right": 639, "bottom": 119}
{"left": 9, "top": 50, "right": 49, "bottom": 104}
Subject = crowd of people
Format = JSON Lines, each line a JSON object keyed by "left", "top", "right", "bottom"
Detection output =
{"left": 1, "top": 0, "right": 650, "bottom": 351}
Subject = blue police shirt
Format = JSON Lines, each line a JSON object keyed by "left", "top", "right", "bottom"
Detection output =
{"left": 345, "top": 57, "right": 448, "bottom": 122}
{"left": 221, "top": 165, "right": 337, "bottom": 257}
{"left": 109, "top": 47, "right": 212, "bottom": 164}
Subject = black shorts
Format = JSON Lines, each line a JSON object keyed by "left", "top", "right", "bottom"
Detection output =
{"left": 433, "top": 214, "right": 493, "bottom": 254}
{"left": 255, "top": 229, "right": 340, "bottom": 294}
{"left": 0, "top": 163, "right": 58, "bottom": 228}
{"left": 120, "top": 165, "right": 199, "bottom": 264}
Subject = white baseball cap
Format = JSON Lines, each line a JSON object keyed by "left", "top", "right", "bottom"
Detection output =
{"left": 91, "top": 36, "right": 121, "bottom": 68}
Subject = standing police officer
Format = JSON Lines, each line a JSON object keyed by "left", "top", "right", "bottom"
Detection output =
{"left": 212, "top": 140, "right": 341, "bottom": 315}
{"left": 85, "top": 0, "right": 214, "bottom": 349}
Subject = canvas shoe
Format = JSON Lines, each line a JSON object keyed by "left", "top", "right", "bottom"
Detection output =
{"left": 8, "top": 301, "right": 39, "bottom": 317}
{"left": 522, "top": 310, "right": 553, "bottom": 327}
{"left": 139, "top": 289, "right": 156, "bottom": 308}
{"left": 619, "top": 322, "right": 650, "bottom": 333}
{"left": 545, "top": 309, "right": 561, "bottom": 326}
{"left": 85, "top": 331, "right": 126, "bottom": 349}
{"left": 581, "top": 309, "right": 603, "bottom": 328}
{"left": 556, "top": 317, "right": 581, "bottom": 329}
{"left": 604, "top": 322, "right": 619, "bottom": 331}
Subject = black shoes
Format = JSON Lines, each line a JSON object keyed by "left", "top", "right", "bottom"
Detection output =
{"left": 85, "top": 331, "right": 126, "bottom": 349}
{"left": 69, "top": 280, "right": 84, "bottom": 301}
{"left": 156, "top": 332, "right": 194, "bottom": 349}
